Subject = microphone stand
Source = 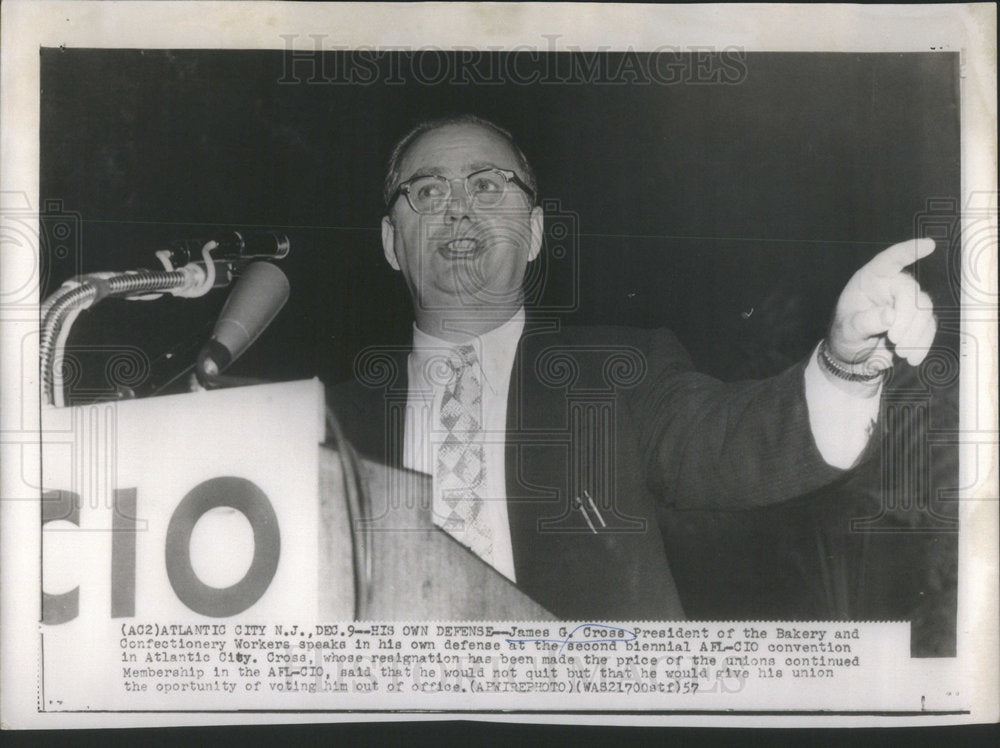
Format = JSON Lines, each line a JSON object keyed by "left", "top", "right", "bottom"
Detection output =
{"left": 40, "top": 233, "right": 289, "bottom": 407}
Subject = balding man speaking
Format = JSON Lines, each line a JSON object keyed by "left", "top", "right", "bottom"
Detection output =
{"left": 327, "top": 114, "right": 937, "bottom": 620}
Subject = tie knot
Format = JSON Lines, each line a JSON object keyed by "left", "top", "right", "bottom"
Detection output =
{"left": 454, "top": 343, "right": 478, "bottom": 370}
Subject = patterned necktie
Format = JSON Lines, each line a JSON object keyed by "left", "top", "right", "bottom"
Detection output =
{"left": 436, "top": 343, "right": 494, "bottom": 565}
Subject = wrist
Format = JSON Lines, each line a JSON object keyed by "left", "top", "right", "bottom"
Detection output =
{"left": 817, "top": 339, "right": 884, "bottom": 397}
{"left": 819, "top": 339, "right": 885, "bottom": 381}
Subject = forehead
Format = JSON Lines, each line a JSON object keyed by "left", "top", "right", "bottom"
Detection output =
{"left": 398, "top": 123, "right": 520, "bottom": 179}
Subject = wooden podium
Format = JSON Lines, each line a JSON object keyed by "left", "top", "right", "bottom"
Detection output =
{"left": 318, "top": 447, "right": 555, "bottom": 621}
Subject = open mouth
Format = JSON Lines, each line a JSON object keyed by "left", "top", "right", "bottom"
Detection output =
{"left": 438, "top": 237, "right": 480, "bottom": 258}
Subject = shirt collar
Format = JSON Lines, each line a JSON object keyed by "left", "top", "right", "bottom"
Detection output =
{"left": 410, "top": 308, "right": 525, "bottom": 395}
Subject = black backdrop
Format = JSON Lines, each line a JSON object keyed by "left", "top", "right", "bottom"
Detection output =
{"left": 40, "top": 50, "right": 960, "bottom": 652}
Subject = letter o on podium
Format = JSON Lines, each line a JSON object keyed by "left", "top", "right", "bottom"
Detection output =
{"left": 165, "top": 477, "right": 280, "bottom": 617}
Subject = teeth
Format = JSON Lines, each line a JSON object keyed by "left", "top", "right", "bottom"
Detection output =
{"left": 445, "top": 238, "right": 478, "bottom": 252}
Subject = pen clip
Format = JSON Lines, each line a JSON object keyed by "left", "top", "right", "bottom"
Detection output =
{"left": 583, "top": 490, "right": 606, "bottom": 528}
{"left": 575, "top": 492, "right": 599, "bottom": 534}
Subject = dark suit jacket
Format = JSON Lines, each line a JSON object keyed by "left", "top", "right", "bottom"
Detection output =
{"left": 327, "top": 319, "right": 845, "bottom": 621}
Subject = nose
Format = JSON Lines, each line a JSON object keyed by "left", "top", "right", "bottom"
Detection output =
{"left": 443, "top": 180, "right": 474, "bottom": 222}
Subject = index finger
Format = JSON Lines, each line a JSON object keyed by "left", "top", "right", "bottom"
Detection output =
{"left": 865, "top": 238, "right": 936, "bottom": 277}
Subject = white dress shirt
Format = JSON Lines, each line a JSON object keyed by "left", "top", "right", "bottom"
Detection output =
{"left": 402, "top": 309, "right": 881, "bottom": 582}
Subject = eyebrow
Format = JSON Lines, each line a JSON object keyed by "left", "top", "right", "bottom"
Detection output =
{"left": 406, "top": 165, "right": 446, "bottom": 179}
{"left": 465, "top": 161, "right": 499, "bottom": 172}
{"left": 403, "top": 161, "right": 502, "bottom": 180}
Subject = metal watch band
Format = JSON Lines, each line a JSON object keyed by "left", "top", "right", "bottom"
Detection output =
{"left": 818, "top": 339, "right": 884, "bottom": 382}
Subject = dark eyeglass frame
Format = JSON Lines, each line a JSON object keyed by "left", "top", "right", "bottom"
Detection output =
{"left": 388, "top": 167, "right": 536, "bottom": 214}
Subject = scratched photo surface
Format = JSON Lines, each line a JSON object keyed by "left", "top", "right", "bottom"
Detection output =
{"left": 40, "top": 49, "right": 960, "bottom": 655}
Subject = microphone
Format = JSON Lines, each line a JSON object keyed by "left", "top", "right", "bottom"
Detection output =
{"left": 163, "top": 231, "right": 290, "bottom": 268}
{"left": 218, "top": 231, "right": 290, "bottom": 261}
{"left": 196, "top": 261, "right": 290, "bottom": 378}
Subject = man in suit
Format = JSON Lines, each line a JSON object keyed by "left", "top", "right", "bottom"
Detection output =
{"left": 328, "top": 114, "right": 938, "bottom": 621}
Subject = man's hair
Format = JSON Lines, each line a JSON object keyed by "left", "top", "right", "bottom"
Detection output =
{"left": 382, "top": 114, "right": 538, "bottom": 207}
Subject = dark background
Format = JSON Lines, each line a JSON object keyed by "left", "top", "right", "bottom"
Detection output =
{"left": 40, "top": 50, "right": 960, "bottom": 654}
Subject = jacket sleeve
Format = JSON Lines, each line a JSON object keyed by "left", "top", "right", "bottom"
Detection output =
{"left": 627, "top": 328, "right": 849, "bottom": 510}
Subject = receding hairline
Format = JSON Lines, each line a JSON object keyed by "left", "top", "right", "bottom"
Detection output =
{"left": 382, "top": 116, "right": 537, "bottom": 206}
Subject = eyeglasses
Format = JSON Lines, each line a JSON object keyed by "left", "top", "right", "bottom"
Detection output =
{"left": 389, "top": 167, "right": 535, "bottom": 215}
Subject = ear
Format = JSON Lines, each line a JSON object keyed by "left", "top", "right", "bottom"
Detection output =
{"left": 527, "top": 205, "right": 544, "bottom": 263}
{"left": 381, "top": 215, "right": 400, "bottom": 271}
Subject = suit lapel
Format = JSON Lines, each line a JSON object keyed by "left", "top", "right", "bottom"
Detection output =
{"left": 505, "top": 316, "right": 561, "bottom": 587}
{"left": 341, "top": 345, "right": 409, "bottom": 469}
{"left": 383, "top": 347, "right": 409, "bottom": 470}
{"left": 503, "top": 319, "right": 685, "bottom": 620}
{"left": 505, "top": 319, "right": 618, "bottom": 615}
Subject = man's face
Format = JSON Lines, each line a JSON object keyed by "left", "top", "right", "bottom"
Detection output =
{"left": 381, "top": 123, "right": 543, "bottom": 324}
